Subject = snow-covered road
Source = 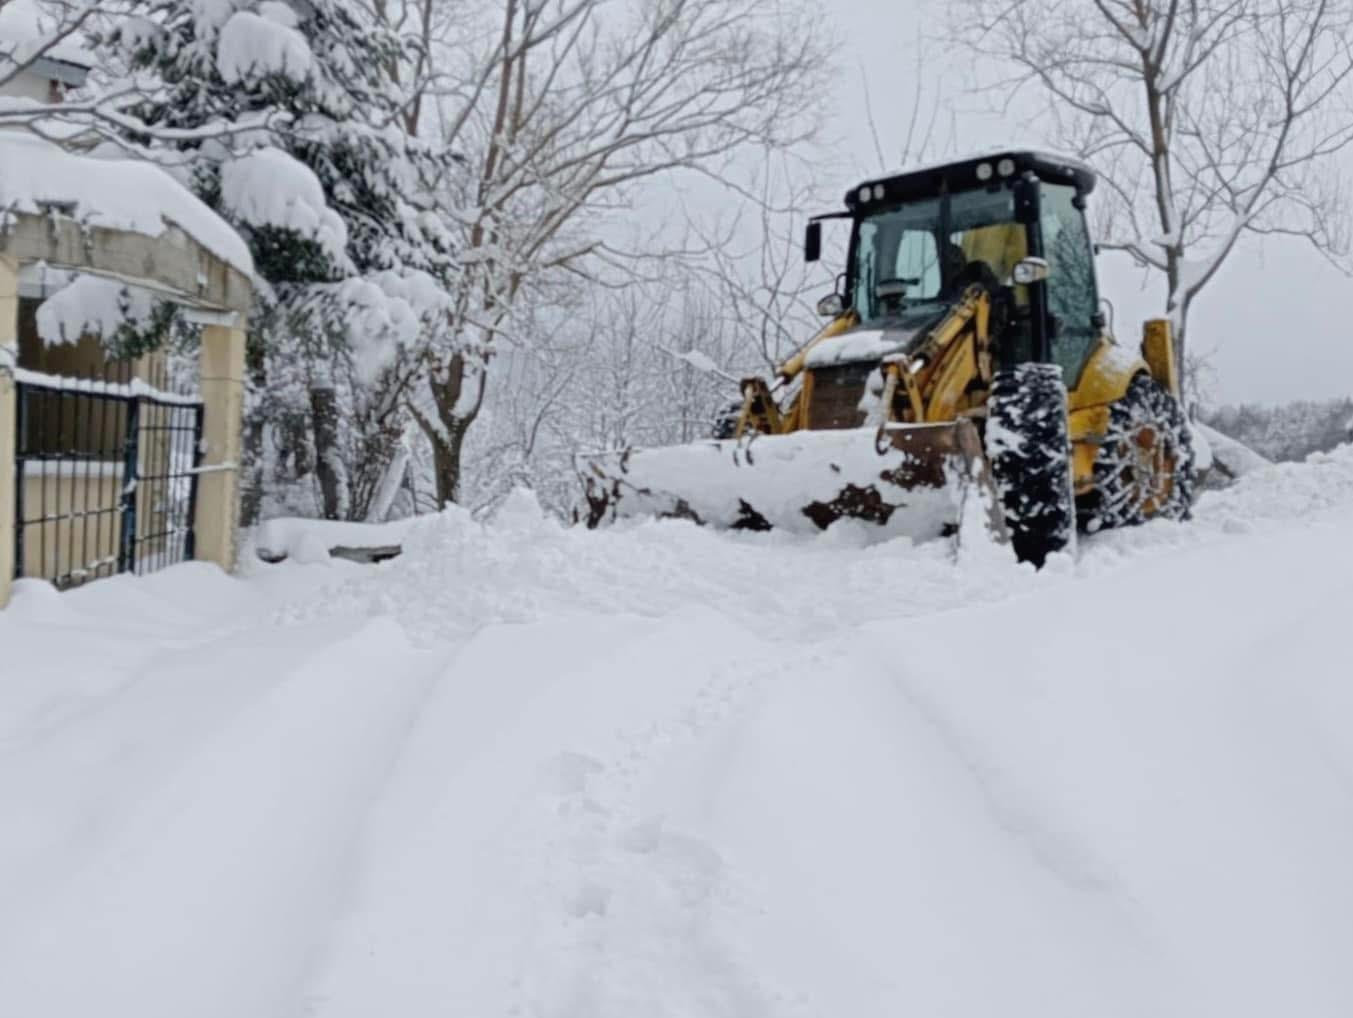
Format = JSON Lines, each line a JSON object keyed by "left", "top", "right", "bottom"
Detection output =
{"left": 4, "top": 448, "right": 1353, "bottom": 1018}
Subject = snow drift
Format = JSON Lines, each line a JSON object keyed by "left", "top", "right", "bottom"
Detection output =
{"left": 3, "top": 447, "right": 1353, "bottom": 1017}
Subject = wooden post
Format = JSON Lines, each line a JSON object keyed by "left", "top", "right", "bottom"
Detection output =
{"left": 194, "top": 324, "right": 246, "bottom": 574}
{"left": 0, "top": 256, "right": 18, "bottom": 608}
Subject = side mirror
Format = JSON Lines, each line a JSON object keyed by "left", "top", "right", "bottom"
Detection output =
{"left": 804, "top": 221, "right": 822, "bottom": 263}
{"left": 816, "top": 292, "right": 844, "bottom": 317}
{"left": 1012, "top": 256, "right": 1050, "bottom": 285}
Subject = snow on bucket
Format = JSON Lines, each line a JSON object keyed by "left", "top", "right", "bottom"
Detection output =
{"left": 578, "top": 420, "right": 994, "bottom": 543}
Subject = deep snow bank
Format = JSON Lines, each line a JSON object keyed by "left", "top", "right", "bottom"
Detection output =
{"left": 3, "top": 444, "right": 1353, "bottom": 1018}
{"left": 288, "top": 441, "right": 1353, "bottom": 643}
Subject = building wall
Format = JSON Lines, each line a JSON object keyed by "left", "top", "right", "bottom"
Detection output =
{"left": 1, "top": 70, "right": 51, "bottom": 105}
{"left": 0, "top": 179, "right": 249, "bottom": 608}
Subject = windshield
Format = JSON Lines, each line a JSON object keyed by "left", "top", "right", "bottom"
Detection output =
{"left": 850, "top": 187, "right": 1025, "bottom": 327}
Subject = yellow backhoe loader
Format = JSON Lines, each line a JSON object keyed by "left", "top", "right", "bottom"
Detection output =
{"left": 578, "top": 151, "right": 1193, "bottom": 565}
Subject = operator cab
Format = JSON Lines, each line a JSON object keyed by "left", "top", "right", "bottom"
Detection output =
{"left": 806, "top": 150, "right": 1102, "bottom": 385}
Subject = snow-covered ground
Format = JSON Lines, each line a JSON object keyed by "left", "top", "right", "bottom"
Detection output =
{"left": 4, "top": 448, "right": 1353, "bottom": 1017}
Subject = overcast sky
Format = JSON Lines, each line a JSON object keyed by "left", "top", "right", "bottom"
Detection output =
{"left": 813, "top": 0, "right": 1353, "bottom": 407}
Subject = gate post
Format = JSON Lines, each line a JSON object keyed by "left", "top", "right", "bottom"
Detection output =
{"left": 0, "top": 256, "right": 18, "bottom": 608}
{"left": 194, "top": 323, "right": 246, "bottom": 574}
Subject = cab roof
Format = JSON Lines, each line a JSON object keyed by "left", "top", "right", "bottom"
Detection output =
{"left": 844, "top": 150, "right": 1097, "bottom": 212}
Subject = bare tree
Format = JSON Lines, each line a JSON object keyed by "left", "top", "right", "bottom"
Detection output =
{"left": 858, "top": 30, "right": 951, "bottom": 176}
{"left": 959, "top": 0, "right": 1353, "bottom": 388}
{"left": 687, "top": 154, "right": 830, "bottom": 375}
{"left": 374, "top": 0, "right": 828, "bottom": 507}
{"left": 451, "top": 264, "right": 761, "bottom": 518}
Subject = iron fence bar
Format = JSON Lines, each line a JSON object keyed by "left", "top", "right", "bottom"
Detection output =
{"left": 136, "top": 398, "right": 151, "bottom": 574}
{"left": 150, "top": 400, "right": 161, "bottom": 573}
{"left": 185, "top": 402, "right": 204, "bottom": 562}
{"left": 65, "top": 385, "right": 76, "bottom": 585}
{"left": 13, "top": 384, "right": 25, "bottom": 580}
{"left": 117, "top": 397, "right": 139, "bottom": 575}
{"left": 134, "top": 398, "right": 146, "bottom": 575}
{"left": 80, "top": 368, "right": 94, "bottom": 583}
{"left": 39, "top": 387, "right": 49, "bottom": 581}
{"left": 100, "top": 367, "right": 116, "bottom": 579}
{"left": 63, "top": 388, "right": 76, "bottom": 586}
{"left": 161, "top": 401, "right": 172, "bottom": 572}
{"left": 12, "top": 372, "right": 203, "bottom": 589}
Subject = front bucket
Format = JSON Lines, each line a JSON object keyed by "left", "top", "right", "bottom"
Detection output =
{"left": 578, "top": 419, "right": 1002, "bottom": 542}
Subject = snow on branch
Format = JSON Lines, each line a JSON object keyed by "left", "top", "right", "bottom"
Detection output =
{"left": 217, "top": 6, "right": 314, "bottom": 86}
{"left": 360, "top": 0, "right": 829, "bottom": 508}
{"left": 0, "top": 0, "right": 297, "bottom": 154}
{"left": 220, "top": 147, "right": 350, "bottom": 269}
{"left": 35, "top": 273, "right": 159, "bottom": 345}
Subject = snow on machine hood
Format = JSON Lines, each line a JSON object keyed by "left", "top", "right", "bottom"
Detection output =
{"left": 803, "top": 326, "right": 925, "bottom": 369}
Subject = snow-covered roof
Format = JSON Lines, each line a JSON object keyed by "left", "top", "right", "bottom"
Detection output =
{"left": 25, "top": 55, "right": 90, "bottom": 87}
{"left": 0, "top": 132, "right": 253, "bottom": 277}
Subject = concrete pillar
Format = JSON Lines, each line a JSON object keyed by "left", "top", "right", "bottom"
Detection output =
{"left": 0, "top": 256, "right": 18, "bottom": 608}
{"left": 194, "top": 324, "right": 246, "bottom": 574}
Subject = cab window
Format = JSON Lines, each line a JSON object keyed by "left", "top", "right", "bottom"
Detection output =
{"left": 850, "top": 188, "right": 1021, "bottom": 326}
{"left": 1041, "top": 183, "right": 1099, "bottom": 385}
{"left": 852, "top": 201, "right": 944, "bottom": 320}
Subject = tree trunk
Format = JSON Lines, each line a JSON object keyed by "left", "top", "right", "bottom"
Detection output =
{"left": 365, "top": 435, "right": 410, "bottom": 523}
{"left": 347, "top": 379, "right": 410, "bottom": 521}
{"left": 1171, "top": 296, "right": 1195, "bottom": 411}
{"left": 429, "top": 419, "right": 469, "bottom": 507}
{"left": 310, "top": 384, "right": 345, "bottom": 519}
{"left": 417, "top": 351, "right": 485, "bottom": 509}
{"left": 1174, "top": 309, "right": 1188, "bottom": 383}
{"left": 278, "top": 408, "right": 313, "bottom": 479}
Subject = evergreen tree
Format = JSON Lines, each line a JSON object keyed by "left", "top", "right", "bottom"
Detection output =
{"left": 107, "top": 0, "right": 456, "bottom": 520}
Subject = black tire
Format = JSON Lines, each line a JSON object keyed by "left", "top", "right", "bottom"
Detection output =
{"left": 711, "top": 399, "right": 743, "bottom": 440}
{"left": 1080, "top": 374, "right": 1194, "bottom": 533}
{"left": 985, "top": 364, "right": 1077, "bottom": 567}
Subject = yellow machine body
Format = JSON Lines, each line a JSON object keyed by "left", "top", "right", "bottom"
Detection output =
{"left": 735, "top": 287, "right": 1176, "bottom": 501}
{"left": 578, "top": 152, "right": 1187, "bottom": 539}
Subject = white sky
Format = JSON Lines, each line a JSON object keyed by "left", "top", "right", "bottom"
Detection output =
{"left": 816, "top": 0, "right": 1353, "bottom": 407}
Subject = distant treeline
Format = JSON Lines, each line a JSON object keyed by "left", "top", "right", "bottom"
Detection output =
{"left": 1203, "top": 397, "right": 1353, "bottom": 463}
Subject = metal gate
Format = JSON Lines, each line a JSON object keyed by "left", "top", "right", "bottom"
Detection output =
{"left": 12, "top": 368, "right": 204, "bottom": 589}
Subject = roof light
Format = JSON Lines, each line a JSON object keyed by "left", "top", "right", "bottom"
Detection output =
{"left": 858, "top": 186, "right": 872, "bottom": 203}
{"left": 997, "top": 158, "right": 1016, "bottom": 178}
{"left": 976, "top": 162, "right": 994, "bottom": 182}
{"left": 872, "top": 184, "right": 885, "bottom": 200}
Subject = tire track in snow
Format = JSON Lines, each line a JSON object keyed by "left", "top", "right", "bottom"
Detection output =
{"left": 0, "top": 617, "right": 372, "bottom": 920}
{"left": 511, "top": 651, "right": 805, "bottom": 1018}
{"left": 676, "top": 644, "right": 1171, "bottom": 1018}
{"left": 0, "top": 617, "right": 445, "bottom": 1018}
{"left": 302, "top": 608, "right": 811, "bottom": 1018}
